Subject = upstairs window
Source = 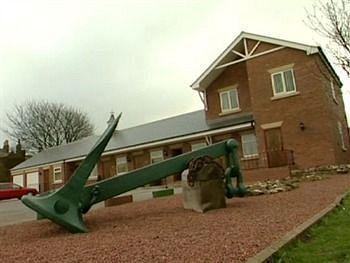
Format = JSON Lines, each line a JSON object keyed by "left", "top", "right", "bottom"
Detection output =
{"left": 53, "top": 166, "right": 63, "bottom": 183}
{"left": 338, "top": 121, "right": 347, "bottom": 150}
{"left": 330, "top": 80, "right": 338, "bottom": 103}
{"left": 116, "top": 156, "right": 128, "bottom": 175}
{"left": 219, "top": 88, "right": 240, "bottom": 113}
{"left": 241, "top": 133, "right": 258, "bottom": 158}
{"left": 271, "top": 69, "right": 296, "bottom": 96}
{"left": 150, "top": 150, "right": 163, "bottom": 164}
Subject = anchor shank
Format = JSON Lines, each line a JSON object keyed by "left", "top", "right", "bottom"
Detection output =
{"left": 81, "top": 140, "right": 239, "bottom": 206}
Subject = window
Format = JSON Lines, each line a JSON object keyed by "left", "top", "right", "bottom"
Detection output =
{"left": 338, "top": 121, "right": 347, "bottom": 150}
{"left": 271, "top": 69, "right": 296, "bottom": 96}
{"left": 219, "top": 88, "right": 240, "bottom": 112}
{"left": 12, "top": 184, "right": 21, "bottom": 189}
{"left": 191, "top": 142, "right": 207, "bottom": 151}
{"left": 12, "top": 175, "right": 24, "bottom": 187}
{"left": 241, "top": 133, "right": 258, "bottom": 158}
{"left": 53, "top": 166, "right": 63, "bottom": 183}
{"left": 150, "top": 150, "right": 163, "bottom": 164}
{"left": 330, "top": 80, "right": 337, "bottom": 103}
{"left": 116, "top": 156, "right": 128, "bottom": 175}
{"left": 88, "top": 165, "right": 98, "bottom": 180}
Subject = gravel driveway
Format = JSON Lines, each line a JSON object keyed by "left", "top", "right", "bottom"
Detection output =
{"left": 0, "top": 174, "right": 349, "bottom": 262}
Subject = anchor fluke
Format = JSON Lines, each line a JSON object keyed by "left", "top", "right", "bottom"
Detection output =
{"left": 22, "top": 193, "right": 88, "bottom": 233}
{"left": 21, "top": 113, "right": 122, "bottom": 233}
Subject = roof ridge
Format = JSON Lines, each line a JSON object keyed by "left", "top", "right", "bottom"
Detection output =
{"left": 31, "top": 134, "right": 98, "bottom": 154}
{"left": 17, "top": 110, "right": 204, "bottom": 155}
{"left": 118, "top": 109, "right": 204, "bottom": 132}
{"left": 241, "top": 31, "right": 318, "bottom": 48}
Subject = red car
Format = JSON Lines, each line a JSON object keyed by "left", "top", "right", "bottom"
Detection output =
{"left": 0, "top": 183, "right": 38, "bottom": 201}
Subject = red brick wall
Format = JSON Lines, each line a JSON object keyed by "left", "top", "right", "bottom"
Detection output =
{"left": 246, "top": 48, "right": 330, "bottom": 167}
{"left": 132, "top": 151, "right": 150, "bottom": 169}
{"left": 100, "top": 156, "right": 116, "bottom": 179}
{"left": 252, "top": 40, "right": 279, "bottom": 54}
{"left": 205, "top": 61, "right": 252, "bottom": 120}
{"left": 204, "top": 42, "right": 349, "bottom": 168}
{"left": 215, "top": 44, "right": 349, "bottom": 167}
{"left": 246, "top": 47, "right": 338, "bottom": 167}
{"left": 312, "top": 55, "right": 350, "bottom": 164}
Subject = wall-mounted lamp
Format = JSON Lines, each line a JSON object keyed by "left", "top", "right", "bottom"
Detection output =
{"left": 251, "top": 121, "right": 255, "bottom": 129}
{"left": 299, "top": 122, "right": 306, "bottom": 131}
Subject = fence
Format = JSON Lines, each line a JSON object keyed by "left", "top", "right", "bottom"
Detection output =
{"left": 240, "top": 150, "right": 294, "bottom": 170}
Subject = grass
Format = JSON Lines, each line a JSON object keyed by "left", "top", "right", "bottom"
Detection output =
{"left": 274, "top": 193, "right": 350, "bottom": 263}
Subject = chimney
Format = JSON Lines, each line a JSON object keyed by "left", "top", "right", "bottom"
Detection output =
{"left": 2, "top": 140, "right": 9, "bottom": 153}
{"left": 16, "top": 139, "right": 22, "bottom": 153}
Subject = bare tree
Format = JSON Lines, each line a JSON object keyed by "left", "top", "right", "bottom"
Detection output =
{"left": 4, "top": 101, "right": 94, "bottom": 152}
{"left": 306, "top": 0, "right": 350, "bottom": 76}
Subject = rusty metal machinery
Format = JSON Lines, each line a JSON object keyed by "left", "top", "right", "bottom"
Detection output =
{"left": 22, "top": 114, "right": 246, "bottom": 233}
{"left": 183, "top": 156, "right": 227, "bottom": 213}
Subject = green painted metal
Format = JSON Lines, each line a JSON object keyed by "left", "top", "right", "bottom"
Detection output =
{"left": 152, "top": 189, "right": 174, "bottom": 198}
{"left": 224, "top": 139, "right": 246, "bottom": 198}
{"left": 79, "top": 140, "right": 245, "bottom": 208}
{"left": 22, "top": 113, "right": 246, "bottom": 233}
{"left": 22, "top": 113, "right": 122, "bottom": 233}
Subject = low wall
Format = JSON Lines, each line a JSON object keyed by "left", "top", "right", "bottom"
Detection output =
{"left": 291, "top": 164, "right": 350, "bottom": 177}
{"left": 243, "top": 164, "right": 350, "bottom": 184}
{"left": 105, "top": 195, "right": 133, "bottom": 207}
{"left": 244, "top": 166, "right": 291, "bottom": 184}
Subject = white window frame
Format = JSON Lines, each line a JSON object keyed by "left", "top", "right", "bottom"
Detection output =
{"left": 219, "top": 88, "right": 240, "bottom": 113}
{"left": 330, "top": 80, "right": 338, "bottom": 103}
{"left": 241, "top": 133, "right": 259, "bottom": 158}
{"left": 191, "top": 142, "right": 207, "bottom": 152}
{"left": 116, "top": 156, "right": 128, "bottom": 176}
{"left": 53, "top": 166, "right": 63, "bottom": 183}
{"left": 271, "top": 68, "right": 296, "bottom": 96}
{"left": 13, "top": 175, "right": 24, "bottom": 187}
{"left": 88, "top": 165, "right": 98, "bottom": 180}
{"left": 150, "top": 149, "right": 164, "bottom": 164}
{"left": 338, "top": 121, "right": 347, "bottom": 151}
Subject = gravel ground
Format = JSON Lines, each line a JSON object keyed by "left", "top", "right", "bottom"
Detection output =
{"left": 0, "top": 174, "right": 349, "bottom": 263}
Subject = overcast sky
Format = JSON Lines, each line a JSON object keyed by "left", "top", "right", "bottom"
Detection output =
{"left": 0, "top": 0, "right": 349, "bottom": 147}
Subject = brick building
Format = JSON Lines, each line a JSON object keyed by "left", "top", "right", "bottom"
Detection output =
{"left": 11, "top": 32, "right": 350, "bottom": 192}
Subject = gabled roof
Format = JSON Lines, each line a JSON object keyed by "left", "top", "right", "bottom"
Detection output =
{"left": 12, "top": 110, "right": 253, "bottom": 171}
{"left": 191, "top": 31, "right": 340, "bottom": 90}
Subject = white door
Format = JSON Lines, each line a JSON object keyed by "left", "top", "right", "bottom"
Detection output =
{"left": 13, "top": 175, "right": 24, "bottom": 187}
{"left": 26, "top": 172, "right": 39, "bottom": 191}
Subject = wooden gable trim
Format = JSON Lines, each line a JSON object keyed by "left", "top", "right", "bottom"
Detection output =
{"left": 191, "top": 31, "right": 320, "bottom": 90}
{"left": 216, "top": 46, "right": 285, "bottom": 70}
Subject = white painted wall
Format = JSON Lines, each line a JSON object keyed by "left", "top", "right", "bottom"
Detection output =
{"left": 26, "top": 172, "right": 39, "bottom": 191}
{"left": 13, "top": 175, "right": 24, "bottom": 187}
